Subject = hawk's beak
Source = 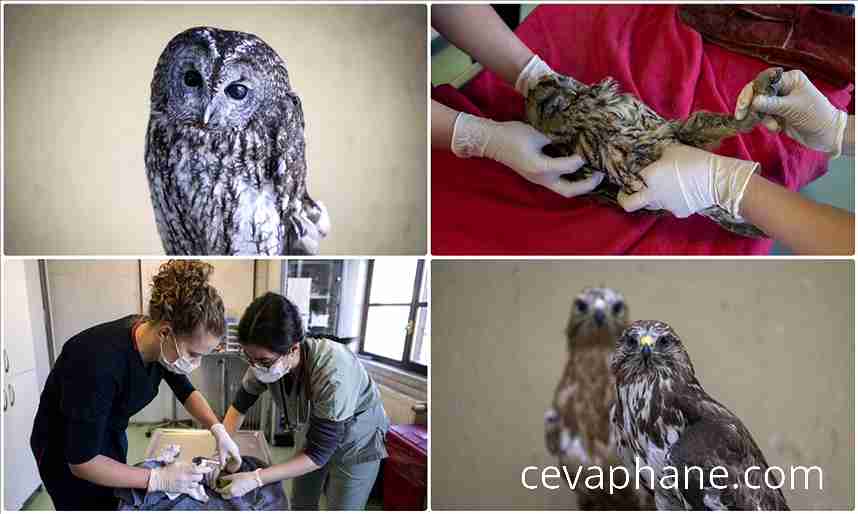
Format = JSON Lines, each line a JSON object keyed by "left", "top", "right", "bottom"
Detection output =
{"left": 640, "top": 335, "right": 654, "bottom": 361}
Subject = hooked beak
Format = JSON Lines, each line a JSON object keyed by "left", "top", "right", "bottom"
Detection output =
{"left": 639, "top": 335, "right": 654, "bottom": 362}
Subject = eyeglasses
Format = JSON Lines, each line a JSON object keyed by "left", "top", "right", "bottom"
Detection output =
{"left": 238, "top": 349, "right": 282, "bottom": 370}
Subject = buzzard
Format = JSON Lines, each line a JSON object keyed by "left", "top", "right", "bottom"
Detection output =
{"left": 545, "top": 288, "right": 653, "bottom": 509}
{"left": 610, "top": 320, "right": 789, "bottom": 510}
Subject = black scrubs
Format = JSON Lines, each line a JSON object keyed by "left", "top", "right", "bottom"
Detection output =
{"left": 29, "top": 315, "right": 196, "bottom": 510}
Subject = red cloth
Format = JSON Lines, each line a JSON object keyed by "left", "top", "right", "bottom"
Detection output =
{"left": 431, "top": 5, "right": 854, "bottom": 255}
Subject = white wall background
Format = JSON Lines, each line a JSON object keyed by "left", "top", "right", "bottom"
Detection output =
{"left": 431, "top": 260, "right": 854, "bottom": 510}
{"left": 4, "top": 5, "right": 427, "bottom": 255}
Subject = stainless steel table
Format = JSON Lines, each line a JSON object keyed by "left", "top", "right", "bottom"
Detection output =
{"left": 144, "top": 428, "right": 273, "bottom": 466}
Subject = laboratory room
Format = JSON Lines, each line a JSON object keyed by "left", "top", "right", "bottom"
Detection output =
{"left": 3, "top": 258, "right": 428, "bottom": 511}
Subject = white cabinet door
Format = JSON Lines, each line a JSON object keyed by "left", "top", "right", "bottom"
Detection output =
{"left": 4, "top": 369, "right": 42, "bottom": 510}
{"left": 3, "top": 260, "right": 37, "bottom": 376}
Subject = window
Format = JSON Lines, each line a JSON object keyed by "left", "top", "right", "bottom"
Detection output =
{"left": 359, "top": 259, "right": 428, "bottom": 375}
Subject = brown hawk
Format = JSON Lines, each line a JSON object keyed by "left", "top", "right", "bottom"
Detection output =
{"left": 545, "top": 288, "right": 653, "bottom": 509}
{"left": 610, "top": 320, "right": 789, "bottom": 510}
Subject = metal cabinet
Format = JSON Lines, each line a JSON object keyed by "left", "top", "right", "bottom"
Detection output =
{"left": 3, "top": 260, "right": 44, "bottom": 510}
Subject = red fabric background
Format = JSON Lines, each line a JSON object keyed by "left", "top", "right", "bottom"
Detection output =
{"left": 431, "top": 5, "right": 854, "bottom": 255}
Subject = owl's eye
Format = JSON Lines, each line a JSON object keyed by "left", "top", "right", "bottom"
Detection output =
{"left": 574, "top": 299, "right": 588, "bottom": 313}
{"left": 226, "top": 84, "right": 248, "bottom": 100}
{"left": 612, "top": 301, "right": 625, "bottom": 315}
{"left": 623, "top": 335, "right": 636, "bottom": 348}
{"left": 184, "top": 70, "right": 203, "bottom": 88}
{"left": 657, "top": 335, "right": 674, "bottom": 348}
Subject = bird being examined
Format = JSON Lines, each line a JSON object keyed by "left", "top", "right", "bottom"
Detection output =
{"left": 609, "top": 320, "right": 789, "bottom": 510}
{"left": 545, "top": 288, "right": 653, "bottom": 509}
{"left": 526, "top": 67, "right": 785, "bottom": 239}
{"left": 146, "top": 27, "right": 330, "bottom": 255}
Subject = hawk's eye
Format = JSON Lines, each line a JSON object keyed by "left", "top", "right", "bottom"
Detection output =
{"left": 612, "top": 301, "right": 625, "bottom": 315}
{"left": 184, "top": 70, "right": 203, "bottom": 88}
{"left": 574, "top": 299, "right": 588, "bottom": 313}
{"left": 226, "top": 84, "right": 248, "bottom": 100}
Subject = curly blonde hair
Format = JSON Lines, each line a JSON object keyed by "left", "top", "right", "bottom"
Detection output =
{"left": 148, "top": 260, "right": 226, "bottom": 338}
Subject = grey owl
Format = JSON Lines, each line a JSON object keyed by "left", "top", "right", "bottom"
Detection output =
{"left": 527, "top": 67, "right": 784, "bottom": 238}
{"left": 146, "top": 26, "right": 330, "bottom": 255}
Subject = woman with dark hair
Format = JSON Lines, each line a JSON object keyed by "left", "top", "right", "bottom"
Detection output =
{"left": 219, "top": 292, "right": 390, "bottom": 510}
{"left": 30, "top": 260, "right": 242, "bottom": 510}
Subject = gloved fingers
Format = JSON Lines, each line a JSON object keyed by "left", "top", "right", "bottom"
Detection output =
{"left": 751, "top": 93, "right": 796, "bottom": 117}
{"left": 544, "top": 172, "right": 604, "bottom": 198}
{"left": 541, "top": 154, "right": 586, "bottom": 176}
{"left": 734, "top": 82, "right": 755, "bottom": 120}
{"left": 762, "top": 115, "right": 782, "bottom": 132}
{"left": 617, "top": 189, "right": 651, "bottom": 213}
{"left": 225, "top": 456, "right": 242, "bottom": 474}
{"left": 775, "top": 69, "right": 808, "bottom": 95}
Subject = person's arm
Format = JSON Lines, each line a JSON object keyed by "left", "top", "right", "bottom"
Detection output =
{"left": 617, "top": 144, "right": 854, "bottom": 255}
{"left": 739, "top": 174, "right": 854, "bottom": 254}
{"left": 222, "top": 405, "right": 247, "bottom": 434}
{"left": 432, "top": 100, "right": 459, "bottom": 150}
{"left": 70, "top": 456, "right": 152, "bottom": 489}
{"left": 183, "top": 390, "right": 220, "bottom": 428}
{"left": 431, "top": 5, "right": 533, "bottom": 87}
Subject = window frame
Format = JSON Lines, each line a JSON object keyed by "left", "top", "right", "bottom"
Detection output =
{"left": 358, "top": 259, "right": 427, "bottom": 376}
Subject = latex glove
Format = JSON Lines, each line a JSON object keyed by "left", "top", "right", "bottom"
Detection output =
{"left": 210, "top": 423, "right": 242, "bottom": 473}
{"left": 735, "top": 69, "right": 847, "bottom": 157}
{"left": 147, "top": 461, "right": 205, "bottom": 494}
{"left": 514, "top": 55, "right": 561, "bottom": 97}
{"left": 617, "top": 144, "right": 758, "bottom": 218}
{"left": 217, "top": 469, "right": 264, "bottom": 499}
{"left": 451, "top": 113, "right": 603, "bottom": 198}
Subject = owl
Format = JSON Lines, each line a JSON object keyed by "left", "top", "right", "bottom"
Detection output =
{"left": 527, "top": 67, "right": 784, "bottom": 238}
{"left": 545, "top": 288, "right": 653, "bottom": 509}
{"left": 146, "top": 27, "right": 330, "bottom": 255}
{"left": 610, "top": 320, "right": 789, "bottom": 510}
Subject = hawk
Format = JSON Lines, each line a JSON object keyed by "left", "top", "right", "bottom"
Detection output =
{"left": 545, "top": 288, "right": 653, "bottom": 509}
{"left": 610, "top": 320, "right": 789, "bottom": 510}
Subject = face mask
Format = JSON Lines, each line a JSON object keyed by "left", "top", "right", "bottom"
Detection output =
{"left": 159, "top": 333, "right": 200, "bottom": 376}
{"left": 251, "top": 355, "right": 291, "bottom": 383}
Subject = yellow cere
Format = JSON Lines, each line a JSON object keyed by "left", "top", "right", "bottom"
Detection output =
{"left": 640, "top": 335, "right": 655, "bottom": 347}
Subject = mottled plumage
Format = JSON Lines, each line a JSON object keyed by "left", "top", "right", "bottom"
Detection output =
{"left": 146, "top": 27, "right": 329, "bottom": 255}
{"left": 610, "top": 320, "right": 789, "bottom": 510}
{"left": 527, "top": 68, "right": 784, "bottom": 238}
{"left": 545, "top": 288, "right": 652, "bottom": 509}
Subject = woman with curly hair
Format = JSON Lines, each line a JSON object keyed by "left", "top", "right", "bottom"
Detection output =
{"left": 215, "top": 292, "right": 390, "bottom": 510}
{"left": 30, "top": 260, "right": 241, "bottom": 510}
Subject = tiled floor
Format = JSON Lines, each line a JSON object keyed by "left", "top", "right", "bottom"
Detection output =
{"left": 22, "top": 424, "right": 383, "bottom": 510}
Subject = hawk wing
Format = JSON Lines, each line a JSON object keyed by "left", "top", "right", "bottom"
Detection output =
{"left": 667, "top": 419, "right": 789, "bottom": 510}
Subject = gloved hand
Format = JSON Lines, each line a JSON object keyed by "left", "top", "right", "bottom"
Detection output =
{"left": 216, "top": 469, "right": 264, "bottom": 499}
{"left": 147, "top": 461, "right": 205, "bottom": 494}
{"left": 735, "top": 69, "right": 848, "bottom": 157}
{"left": 210, "top": 423, "right": 242, "bottom": 473}
{"left": 451, "top": 113, "right": 603, "bottom": 198}
{"left": 514, "top": 55, "right": 562, "bottom": 98}
{"left": 617, "top": 144, "right": 759, "bottom": 218}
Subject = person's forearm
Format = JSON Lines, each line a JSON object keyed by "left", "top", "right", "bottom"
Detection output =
{"left": 432, "top": 5, "right": 533, "bottom": 87}
{"left": 739, "top": 174, "right": 854, "bottom": 254}
{"left": 69, "top": 455, "right": 152, "bottom": 489}
{"left": 257, "top": 453, "right": 320, "bottom": 484}
{"left": 222, "top": 406, "right": 246, "bottom": 434}
{"left": 432, "top": 100, "right": 460, "bottom": 150}
{"left": 183, "top": 390, "right": 220, "bottom": 429}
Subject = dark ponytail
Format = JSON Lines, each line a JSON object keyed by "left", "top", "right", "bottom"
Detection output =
{"left": 238, "top": 292, "right": 304, "bottom": 354}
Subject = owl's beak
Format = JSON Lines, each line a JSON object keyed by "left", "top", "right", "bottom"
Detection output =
{"left": 594, "top": 310, "right": 606, "bottom": 327}
{"left": 203, "top": 104, "right": 215, "bottom": 126}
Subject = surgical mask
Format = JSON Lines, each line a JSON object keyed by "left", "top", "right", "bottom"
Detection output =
{"left": 159, "top": 334, "right": 200, "bottom": 376}
{"left": 251, "top": 355, "right": 291, "bottom": 383}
